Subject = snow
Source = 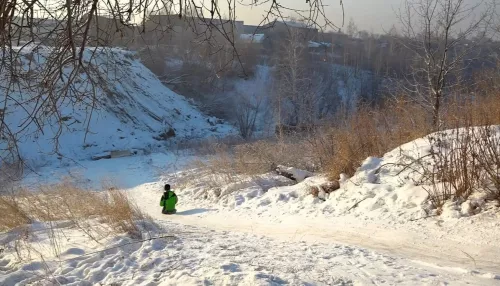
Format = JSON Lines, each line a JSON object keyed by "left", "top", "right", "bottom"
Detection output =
{"left": 239, "top": 33, "right": 265, "bottom": 43}
{"left": 6, "top": 218, "right": 498, "bottom": 286}
{"left": 0, "top": 45, "right": 234, "bottom": 167}
{"left": 2, "top": 124, "right": 500, "bottom": 284}
{"left": 308, "top": 41, "right": 332, "bottom": 48}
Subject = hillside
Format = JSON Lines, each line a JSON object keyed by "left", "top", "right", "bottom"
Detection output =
{"left": 0, "top": 46, "right": 233, "bottom": 167}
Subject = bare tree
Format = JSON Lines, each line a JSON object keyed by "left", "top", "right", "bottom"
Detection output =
{"left": 346, "top": 18, "right": 358, "bottom": 38}
{"left": 275, "top": 30, "right": 309, "bottom": 129}
{"left": 233, "top": 92, "right": 264, "bottom": 139}
{"left": 274, "top": 29, "right": 325, "bottom": 136}
{"left": 397, "top": 0, "right": 497, "bottom": 129}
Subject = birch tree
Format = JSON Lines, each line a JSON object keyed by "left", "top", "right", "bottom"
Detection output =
{"left": 398, "top": 0, "right": 496, "bottom": 129}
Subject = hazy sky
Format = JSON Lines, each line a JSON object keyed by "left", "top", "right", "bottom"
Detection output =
{"left": 237, "top": 0, "right": 405, "bottom": 33}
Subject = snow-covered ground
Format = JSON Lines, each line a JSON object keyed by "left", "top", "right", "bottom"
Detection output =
{"left": 2, "top": 217, "right": 497, "bottom": 286}
{"left": 3, "top": 129, "right": 499, "bottom": 285}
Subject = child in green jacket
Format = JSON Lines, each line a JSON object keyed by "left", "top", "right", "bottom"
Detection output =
{"left": 160, "top": 184, "right": 178, "bottom": 214}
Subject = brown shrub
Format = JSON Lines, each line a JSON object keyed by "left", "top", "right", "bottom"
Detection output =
{"left": 0, "top": 182, "right": 146, "bottom": 237}
{"left": 311, "top": 99, "right": 432, "bottom": 180}
{"left": 196, "top": 92, "right": 500, "bottom": 205}
{"left": 321, "top": 181, "right": 340, "bottom": 193}
{"left": 308, "top": 186, "right": 320, "bottom": 197}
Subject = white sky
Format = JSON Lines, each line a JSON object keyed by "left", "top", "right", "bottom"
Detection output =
{"left": 236, "top": 0, "right": 494, "bottom": 34}
{"left": 236, "top": 0, "right": 405, "bottom": 33}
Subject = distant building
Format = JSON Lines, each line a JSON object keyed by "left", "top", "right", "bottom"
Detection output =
{"left": 242, "top": 25, "right": 268, "bottom": 34}
{"left": 10, "top": 16, "right": 61, "bottom": 44}
{"left": 145, "top": 15, "right": 243, "bottom": 39}
{"left": 85, "top": 14, "right": 138, "bottom": 47}
{"left": 262, "top": 20, "right": 318, "bottom": 40}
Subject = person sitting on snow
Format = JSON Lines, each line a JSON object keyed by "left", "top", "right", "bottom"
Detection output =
{"left": 160, "top": 184, "right": 178, "bottom": 214}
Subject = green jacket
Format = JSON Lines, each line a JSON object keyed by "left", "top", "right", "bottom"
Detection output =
{"left": 160, "top": 191, "right": 178, "bottom": 211}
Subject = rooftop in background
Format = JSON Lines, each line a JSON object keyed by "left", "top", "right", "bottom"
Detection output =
{"left": 239, "top": 34, "right": 265, "bottom": 43}
{"left": 281, "top": 20, "right": 316, "bottom": 29}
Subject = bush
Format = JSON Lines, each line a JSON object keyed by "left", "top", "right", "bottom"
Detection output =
{"left": 407, "top": 125, "right": 500, "bottom": 209}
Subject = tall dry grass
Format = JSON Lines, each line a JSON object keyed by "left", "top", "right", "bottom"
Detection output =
{"left": 413, "top": 124, "right": 500, "bottom": 209}
{"left": 311, "top": 98, "right": 434, "bottom": 179}
{"left": 0, "top": 182, "right": 146, "bottom": 237}
{"left": 194, "top": 93, "right": 500, "bottom": 187}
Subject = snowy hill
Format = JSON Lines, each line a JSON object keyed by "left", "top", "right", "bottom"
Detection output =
{"left": 0, "top": 46, "right": 233, "bottom": 166}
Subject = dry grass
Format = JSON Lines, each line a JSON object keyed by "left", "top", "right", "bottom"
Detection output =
{"left": 308, "top": 185, "right": 320, "bottom": 197}
{"left": 191, "top": 97, "right": 433, "bottom": 181}
{"left": 190, "top": 92, "right": 500, "bottom": 211}
{"left": 311, "top": 99, "right": 433, "bottom": 180}
{"left": 0, "top": 181, "right": 146, "bottom": 237}
{"left": 313, "top": 94, "right": 500, "bottom": 180}
{"left": 308, "top": 181, "right": 340, "bottom": 198}
{"left": 191, "top": 137, "right": 318, "bottom": 182}
{"left": 419, "top": 125, "right": 500, "bottom": 208}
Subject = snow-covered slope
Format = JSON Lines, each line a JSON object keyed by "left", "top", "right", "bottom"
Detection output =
{"left": 0, "top": 46, "right": 233, "bottom": 166}
{"left": 168, "top": 127, "right": 500, "bottom": 224}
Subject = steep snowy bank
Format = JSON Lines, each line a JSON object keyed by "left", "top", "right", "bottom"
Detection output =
{"left": 0, "top": 46, "right": 233, "bottom": 166}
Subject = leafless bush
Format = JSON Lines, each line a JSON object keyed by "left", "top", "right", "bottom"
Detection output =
{"left": 232, "top": 92, "right": 264, "bottom": 139}
{"left": 405, "top": 124, "right": 500, "bottom": 209}
{"left": 474, "top": 127, "right": 500, "bottom": 200}
{"left": 0, "top": 161, "right": 23, "bottom": 193}
{"left": 421, "top": 129, "right": 480, "bottom": 208}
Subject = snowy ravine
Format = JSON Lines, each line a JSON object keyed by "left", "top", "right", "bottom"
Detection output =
{"left": 2, "top": 129, "right": 500, "bottom": 285}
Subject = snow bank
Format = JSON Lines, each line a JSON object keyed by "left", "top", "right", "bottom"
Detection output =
{"left": 169, "top": 128, "right": 500, "bottom": 223}
{"left": 0, "top": 45, "right": 234, "bottom": 166}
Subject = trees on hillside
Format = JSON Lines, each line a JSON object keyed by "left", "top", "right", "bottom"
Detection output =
{"left": 398, "top": 0, "right": 497, "bottom": 129}
{"left": 274, "top": 30, "right": 317, "bottom": 133}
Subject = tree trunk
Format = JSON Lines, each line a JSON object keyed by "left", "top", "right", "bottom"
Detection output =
{"left": 432, "top": 92, "right": 441, "bottom": 130}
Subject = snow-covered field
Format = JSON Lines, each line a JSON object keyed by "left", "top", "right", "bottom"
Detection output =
{"left": 2, "top": 129, "right": 500, "bottom": 285}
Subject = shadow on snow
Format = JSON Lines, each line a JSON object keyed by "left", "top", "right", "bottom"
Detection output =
{"left": 174, "top": 208, "right": 216, "bottom": 216}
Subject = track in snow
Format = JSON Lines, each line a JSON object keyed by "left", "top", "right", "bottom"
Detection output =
{"left": 127, "top": 183, "right": 500, "bottom": 285}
